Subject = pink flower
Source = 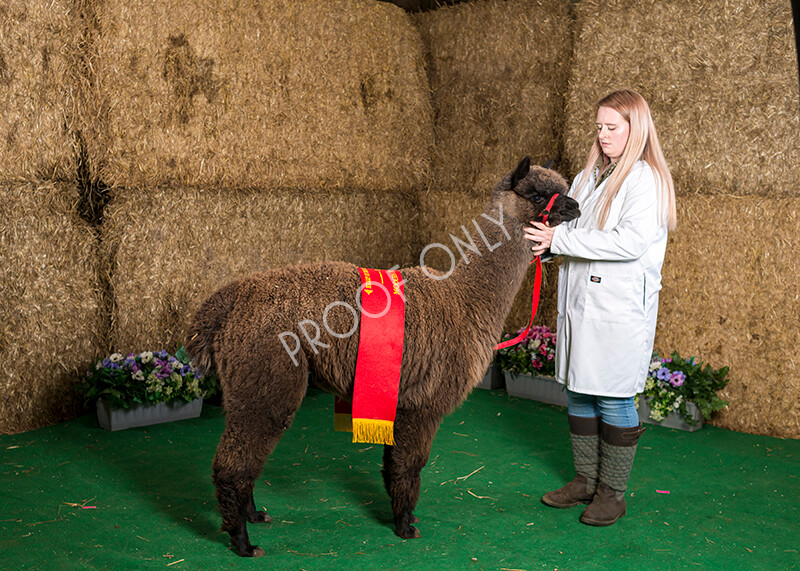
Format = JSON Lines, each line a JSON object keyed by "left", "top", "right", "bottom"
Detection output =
{"left": 669, "top": 371, "right": 686, "bottom": 388}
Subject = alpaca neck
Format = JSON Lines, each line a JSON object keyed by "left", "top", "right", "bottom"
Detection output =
{"left": 447, "top": 199, "right": 534, "bottom": 329}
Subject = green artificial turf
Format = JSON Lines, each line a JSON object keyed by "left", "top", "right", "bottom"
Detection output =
{"left": 1, "top": 387, "right": 797, "bottom": 570}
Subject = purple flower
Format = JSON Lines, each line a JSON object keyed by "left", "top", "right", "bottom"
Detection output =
{"left": 669, "top": 371, "right": 686, "bottom": 388}
{"left": 108, "top": 362, "right": 121, "bottom": 370}
{"left": 180, "top": 365, "right": 192, "bottom": 377}
{"left": 156, "top": 367, "right": 171, "bottom": 379}
{"left": 656, "top": 367, "right": 671, "bottom": 381}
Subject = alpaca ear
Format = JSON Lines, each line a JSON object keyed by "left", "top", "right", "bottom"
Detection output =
{"left": 510, "top": 156, "right": 531, "bottom": 190}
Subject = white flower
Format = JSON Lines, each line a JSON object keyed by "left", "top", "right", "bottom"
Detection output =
{"left": 140, "top": 351, "right": 153, "bottom": 363}
{"left": 109, "top": 353, "right": 123, "bottom": 363}
{"left": 649, "top": 360, "right": 661, "bottom": 372}
{"left": 171, "top": 360, "right": 182, "bottom": 370}
{"left": 132, "top": 371, "right": 145, "bottom": 381}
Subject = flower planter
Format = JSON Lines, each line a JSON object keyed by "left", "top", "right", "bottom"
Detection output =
{"left": 637, "top": 396, "right": 703, "bottom": 432}
{"left": 503, "top": 372, "right": 567, "bottom": 407}
{"left": 477, "top": 363, "right": 504, "bottom": 390}
{"left": 96, "top": 397, "right": 203, "bottom": 431}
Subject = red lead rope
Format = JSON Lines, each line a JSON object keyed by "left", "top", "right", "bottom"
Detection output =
{"left": 494, "top": 193, "right": 560, "bottom": 351}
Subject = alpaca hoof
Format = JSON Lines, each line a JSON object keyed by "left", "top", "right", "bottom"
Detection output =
{"left": 250, "top": 546, "right": 266, "bottom": 558}
{"left": 233, "top": 544, "right": 266, "bottom": 557}
{"left": 248, "top": 510, "right": 272, "bottom": 524}
{"left": 412, "top": 516, "right": 420, "bottom": 524}
{"left": 395, "top": 525, "right": 421, "bottom": 539}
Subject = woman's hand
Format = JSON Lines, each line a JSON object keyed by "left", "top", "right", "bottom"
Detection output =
{"left": 524, "top": 221, "right": 556, "bottom": 257}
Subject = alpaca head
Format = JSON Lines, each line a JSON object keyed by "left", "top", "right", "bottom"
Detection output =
{"left": 497, "top": 156, "right": 580, "bottom": 227}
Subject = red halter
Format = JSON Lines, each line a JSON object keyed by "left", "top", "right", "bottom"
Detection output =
{"left": 494, "top": 192, "right": 560, "bottom": 350}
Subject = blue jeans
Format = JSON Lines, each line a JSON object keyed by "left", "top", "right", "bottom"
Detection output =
{"left": 567, "top": 389, "right": 639, "bottom": 428}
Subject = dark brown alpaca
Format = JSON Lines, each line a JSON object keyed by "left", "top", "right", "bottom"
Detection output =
{"left": 186, "top": 157, "right": 580, "bottom": 557}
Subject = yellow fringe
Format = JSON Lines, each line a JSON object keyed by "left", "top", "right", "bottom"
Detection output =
{"left": 334, "top": 413, "right": 353, "bottom": 433}
{"left": 352, "top": 418, "right": 395, "bottom": 445}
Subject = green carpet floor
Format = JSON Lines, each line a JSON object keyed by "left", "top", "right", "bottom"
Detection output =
{"left": 1, "top": 387, "right": 797, "bottom": 570}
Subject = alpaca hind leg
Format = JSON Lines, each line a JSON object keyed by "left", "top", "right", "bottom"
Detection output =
{"left": 248, "top": 493, "right": 272, "bottom": 524}
{"left": 213, "top": 411, "right": 286, "bottom": 557}
{"left": 385, "top": 411, "right": 438, "bottom": 538}
{"left": 213, "top": 378, "right": 305, "bottom": 557}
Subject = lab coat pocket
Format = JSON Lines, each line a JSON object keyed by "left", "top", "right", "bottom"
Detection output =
{"left": 582, "top": 270, "right": 645, "bottom": 324}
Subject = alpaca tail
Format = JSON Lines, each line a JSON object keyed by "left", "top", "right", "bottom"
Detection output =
{"left": 185, "top": 282, "right": 238, "bottom": 376}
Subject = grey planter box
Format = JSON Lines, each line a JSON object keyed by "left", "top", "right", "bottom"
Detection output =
{"left": 503, "top": 372, "right": 567, "bottom": 407}
{"left": 477, "top": 363, "right": 504, "bottom": 390}
{"left": 637, "top": 396, "right": 703, "bottom": 432}
{"left": 96, "top": 397, "right": 203, "bottom": 431}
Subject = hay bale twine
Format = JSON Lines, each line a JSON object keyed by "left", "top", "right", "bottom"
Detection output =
{"left": 656, "top": 196, "right": 800, "bottom": 438}
{"left": 417, "top": 189, "right": 559, "bottom": 336}
{"left": 565, "top": 0, "right": 800, "bottom": 194}
{"left": 102, "top": 186, "right": 421, "bottom": 353}
{"left": 0, "top": 0, "right": 84, "bottom": 182}
{"left": 415, "top": 0, "right": 573, "bottom": 195}
{"left": 81, "top": 0, "right": 433, "bottom": 192}
{"left": 0, "top": 183, "right": 104, "bottom": 435}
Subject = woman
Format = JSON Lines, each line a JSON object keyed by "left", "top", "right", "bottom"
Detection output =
{"left": 525, "top": 89, "right": 676, "bottom": 526}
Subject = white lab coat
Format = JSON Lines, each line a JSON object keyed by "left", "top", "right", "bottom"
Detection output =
{"left": 549, "top": 161, "right": 668, "bottom": 397}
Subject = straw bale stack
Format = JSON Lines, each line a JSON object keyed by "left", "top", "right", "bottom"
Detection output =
{"left": 414, "top": 0, "right": 573, "bottom": 196}
{"left": 656, "top": 196, "right": 800, "bottom": 438}
{"left": 0, "top": 183, "right": 104, "bottom": 435}
{"left": 102, "top": 186, "right": 421, "bottom": 353}
{"left": 417, "top": 189, "right": 559, "bottom": 335}
{"left": 565, "top": 0, "right": 800, "bottom": 193}
{"left": 81, "top": 0, "right": 433, "bottom": 192}
{"left": 0, "top": 0, "right": 84, "bottom": 182}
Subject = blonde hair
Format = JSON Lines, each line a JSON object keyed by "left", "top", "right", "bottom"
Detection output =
{"left": 574, "top": 89, "right": 676, "bottom": 230}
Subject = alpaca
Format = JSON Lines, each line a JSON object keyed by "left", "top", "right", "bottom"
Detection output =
{"left": 186, "top": 157, "right": 580, "bottom": 557}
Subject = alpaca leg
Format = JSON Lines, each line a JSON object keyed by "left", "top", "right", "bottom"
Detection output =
{"left": 213, "top": 411, "right": 285, "bottom": 557}
{"left": 384, "top": 411, "right": 438, "bottom": 539}
{"left": 213, "top": 374, "right": 306, "bottom": 556}
{"left": 248, "top": 493, "right": 272, "bottom": 524}
{"left": 382, "top": 444, "right": 419, "bottom": 525}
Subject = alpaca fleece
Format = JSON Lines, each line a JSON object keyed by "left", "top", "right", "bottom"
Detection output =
{"left": 186, "top": 158, "right": 579, "bottom": 557}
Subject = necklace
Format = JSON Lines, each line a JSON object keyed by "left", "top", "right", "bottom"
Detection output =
{"left": 594, "top": 162, "right": 617, "bottom": 189}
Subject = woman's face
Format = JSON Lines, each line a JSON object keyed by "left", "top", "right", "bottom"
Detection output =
{"left": 596, "top": 106, "right": 630, "bottom": 163}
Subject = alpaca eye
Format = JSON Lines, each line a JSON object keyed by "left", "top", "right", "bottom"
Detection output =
{"left": 532, "top": 195, "right": 543, "bottom": 203}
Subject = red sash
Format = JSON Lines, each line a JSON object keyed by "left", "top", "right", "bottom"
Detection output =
{"left": 335, "top": 268, "right": 405, "bottom": 445}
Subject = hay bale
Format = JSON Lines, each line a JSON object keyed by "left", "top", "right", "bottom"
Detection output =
{"left": 565, "top": 0, "right": 800, "bottom": 194}
{"left": 417, "top": 189, "right": 559, "bottom": 335}
{"left": 81, "top": 0, "right": 433, "bottom": 192}
{"left": 415, "top": 0, "right": 573, "bottom": 195}
{"left": 656, "top": 196, "right": 800, "bottom": 438}
{"left": 102, "top": 186, "right": 422, "bottom": 353}
{"left": 0, "top": 0, "right": 84, "bottom": 182}
{"left": 0, "top": 183, "right": 104, "bottom": 435}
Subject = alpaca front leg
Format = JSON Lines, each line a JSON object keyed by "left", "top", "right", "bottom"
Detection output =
{"left": 382, "top": 444, "right": 420, "bottom": 529}
{"left": 384, "top": 413, "right": 438, "bottom": 539}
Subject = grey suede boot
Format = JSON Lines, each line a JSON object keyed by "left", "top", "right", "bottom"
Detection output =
{"left": 580, "top": 421, "right": 646, "bottom": 526}
{"left": 542, "top": 415, "right": 600, "bottom": 508}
